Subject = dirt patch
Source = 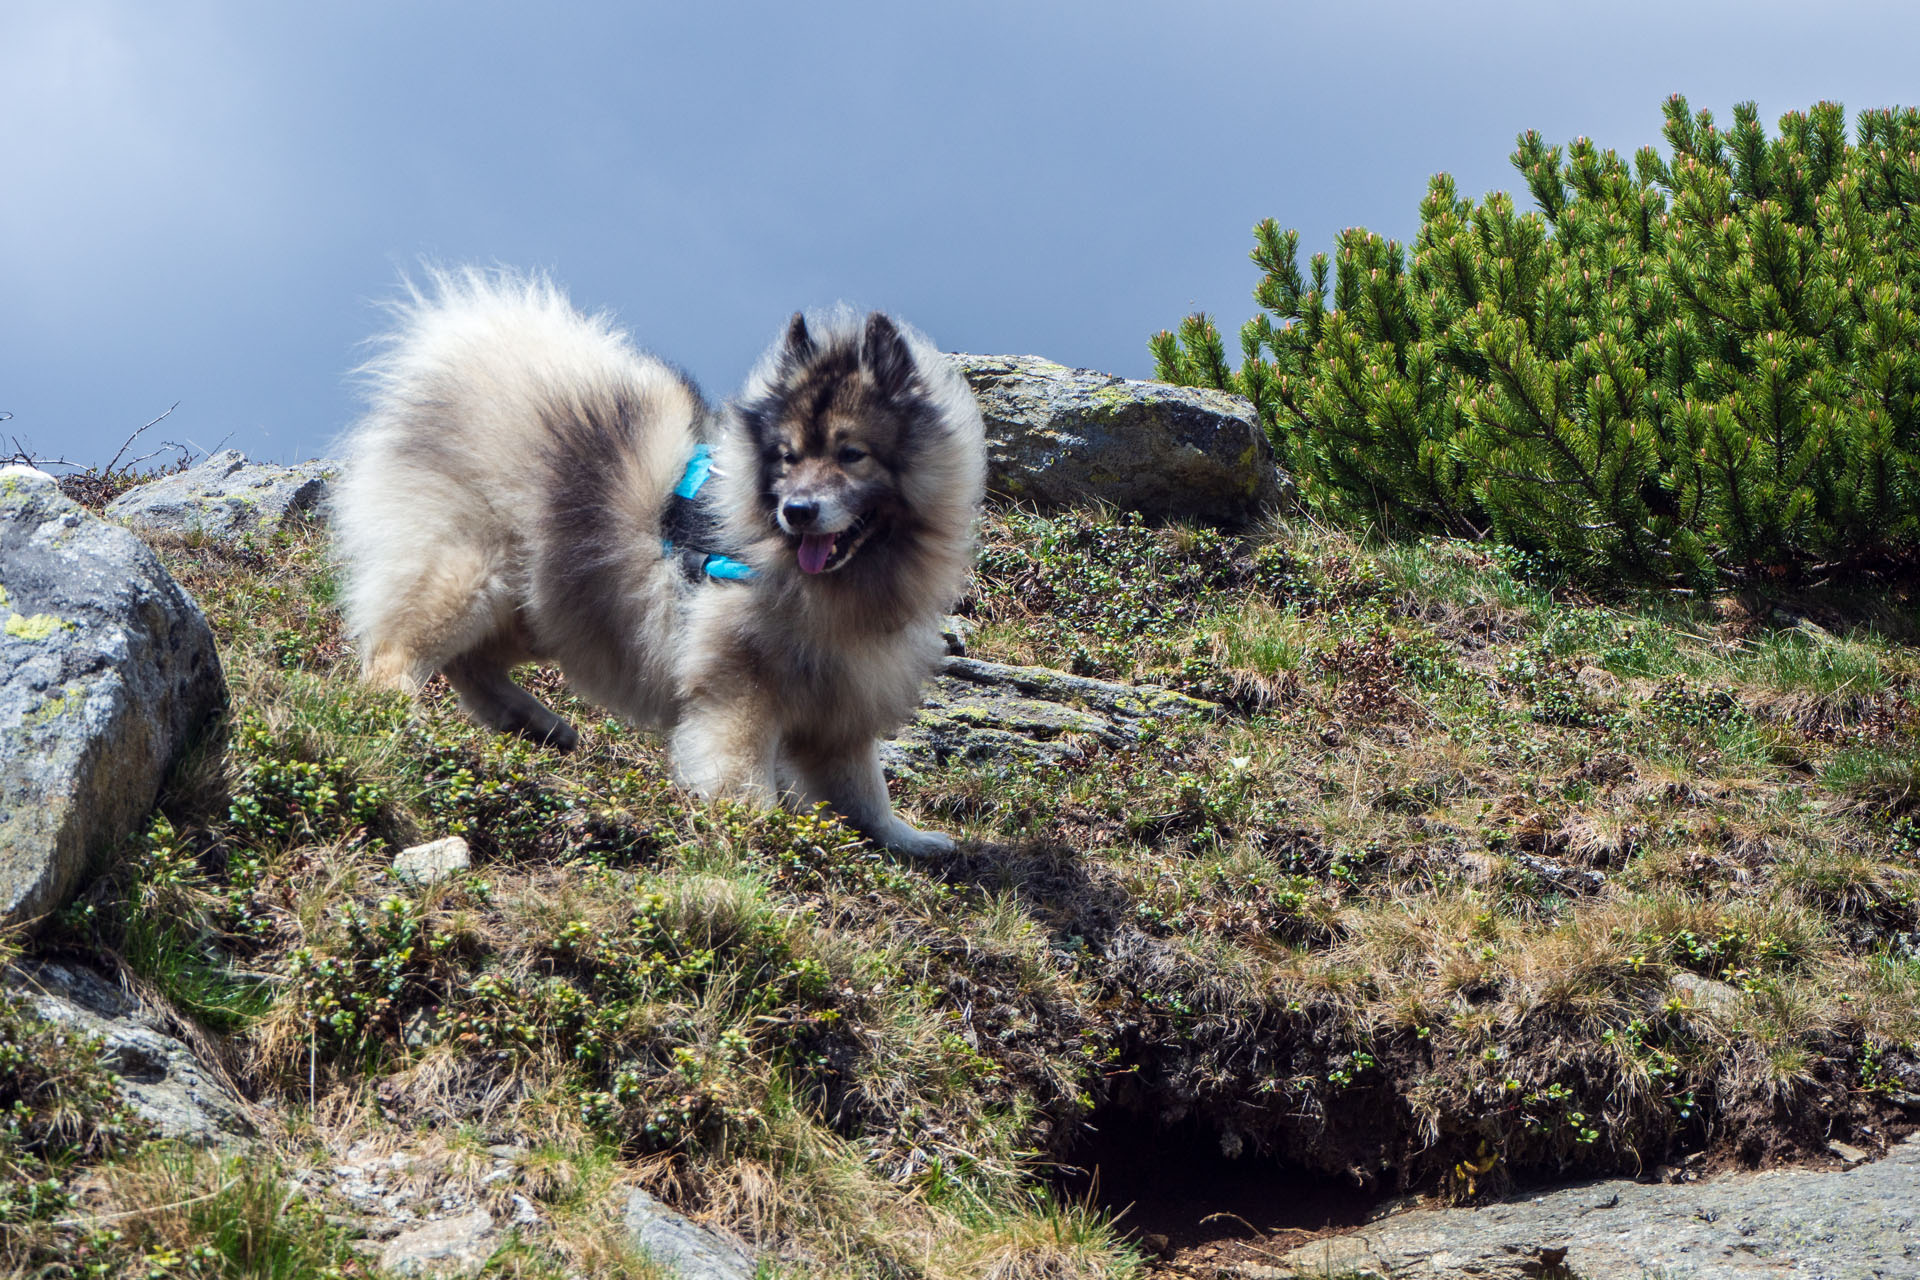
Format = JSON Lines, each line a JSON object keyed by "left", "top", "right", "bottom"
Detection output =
{"left": 1055, "top": 1112, "right": 1388, "bottom": 1274}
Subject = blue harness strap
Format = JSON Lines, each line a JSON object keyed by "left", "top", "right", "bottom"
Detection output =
{"left": 701, "top": 553, "right": 757, "bottom": 580}
{"left": 665, "top": 444, "right": 758, "bottom": 582}
{"left": 674, "top": 443, "right": 716, "bottom": 499}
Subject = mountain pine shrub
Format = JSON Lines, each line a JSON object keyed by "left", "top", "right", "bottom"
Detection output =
{"left": 1155, "top": 96, "right": 1920, "bottom": 585}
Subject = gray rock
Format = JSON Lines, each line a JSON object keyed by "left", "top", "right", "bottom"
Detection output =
{"left": 0, "top": 471, "right": 224, "bottom": 926}
{"left": 5, "top": 960, "right": 252, "bottom": 1143}
{"left": 883, "top": 656, "right": 1216, "bottom": 772}
{"left": 1273, "top": 1133, "right": 1920, "bottom": 1279}
{"left": 1667, "top": 971, "right": 1744, "bottom": 1018}
{"left": 392, "top": 836, "right": 472, "bottom": 887}
{"left": 940, "top": 614, "right": 977, "bottom": 657}
{"left": 622, "top": 1188, "right": 756, "bottom": 1280}
{"left": 106, "top": 449, "right": 333, "bottom": 541}
{"left": 378, "top": 1209, "right": 497, "bottom": 1276}
{"left": 1575, "top": 664, "right": 1622, "bottom": 698}
{"left": 952, "top": 353, "right": 1285, "bottom": 525}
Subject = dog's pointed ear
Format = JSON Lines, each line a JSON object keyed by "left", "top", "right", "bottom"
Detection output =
{"left": 781, "top": 312, "right": 814, "bottom": 370}
{"left": 862, "top": 312, "right": 914, "bottom": 401}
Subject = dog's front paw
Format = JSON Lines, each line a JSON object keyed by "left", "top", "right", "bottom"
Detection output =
{"left": 500, "top": 706, "right": 579, "bottom": 752}
{"left": 879, "top": 821, "right": 955, "bottom": 858}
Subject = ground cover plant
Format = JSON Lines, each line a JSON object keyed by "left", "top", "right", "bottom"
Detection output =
{"left": 1153, "top": 95, "right": 1920, "bottom": 587}
{"left": 7, "top": 498, "right": 1920, "bottom": 1277}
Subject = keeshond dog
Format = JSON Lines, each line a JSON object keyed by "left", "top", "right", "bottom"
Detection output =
{"left": 332, "top": 269, "right": 985, "bottom": 855}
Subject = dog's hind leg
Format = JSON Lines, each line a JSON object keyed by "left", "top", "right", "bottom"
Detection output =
{"left": 670, "top": 692, "right": 782, "bottom": 806}
{"left": 788, "top": 739, "right": 954, "bottom": 857}
{"left": 355, "top": 544, "right": 513, "bottom": 694}
{"left": 443, "top": 649, "right": 580, "bottom": 751}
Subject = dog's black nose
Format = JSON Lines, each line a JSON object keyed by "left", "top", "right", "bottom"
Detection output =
{"left": 781, "top": 498, "right": 820, "bottom": 529}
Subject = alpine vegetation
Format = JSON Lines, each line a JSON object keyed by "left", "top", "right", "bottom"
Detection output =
{"left": 1155, "top": 96, "right": 1920, "bottom": 586}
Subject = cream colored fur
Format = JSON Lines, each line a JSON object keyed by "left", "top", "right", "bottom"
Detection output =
{"left": 333, "top": 268, "right": 985, "bottom": 854}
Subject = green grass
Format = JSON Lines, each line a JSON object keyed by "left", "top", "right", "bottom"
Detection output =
{"left": 9, "top": 508, "right": 1920, "bottom": 1276}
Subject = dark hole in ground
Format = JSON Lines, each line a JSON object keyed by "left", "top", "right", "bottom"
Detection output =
{"left": 1054, "top": 1112, "right": 1384, "bottom": 1264}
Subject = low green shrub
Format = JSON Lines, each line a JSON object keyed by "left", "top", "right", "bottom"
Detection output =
{"left": 1156, "top": 95, "right": 1920, "bottom": 586}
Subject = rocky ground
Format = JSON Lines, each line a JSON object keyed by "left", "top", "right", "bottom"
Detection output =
{"left": 1260, "top": 1132, "right": 1920, "bottom": 1279}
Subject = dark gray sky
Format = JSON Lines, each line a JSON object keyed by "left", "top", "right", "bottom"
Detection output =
{"left": 5, "top": 1, "right": 1917, "bottom": 468}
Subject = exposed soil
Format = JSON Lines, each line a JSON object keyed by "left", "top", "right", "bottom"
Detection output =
{"left": 1056, "top": 1111, "right": 1391, "bottom": 1273}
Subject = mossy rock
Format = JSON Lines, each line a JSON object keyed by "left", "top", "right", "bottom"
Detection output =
{"left": 951, "top": 353, "right": 1288, "bottom": 525}
{"left": 107, "top": 449, "right": 334, "bottom": 542}
{"left": 1, "top": 474, "right": 224, "bottom": 926}
{"left": 883, "top": 655, "right": 1216, "bottom": 770}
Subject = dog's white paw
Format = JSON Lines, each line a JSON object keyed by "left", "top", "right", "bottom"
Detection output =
{"left": 880, "top": 822, "right": 955, "bottom": 858}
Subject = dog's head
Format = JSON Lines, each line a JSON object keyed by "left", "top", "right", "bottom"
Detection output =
{"left": 738, "top": 311, "right": 926, "bottom": 576}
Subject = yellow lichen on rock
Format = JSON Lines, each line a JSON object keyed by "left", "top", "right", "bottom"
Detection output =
{"left": 4, "top": 611, "right": 67, "bottom": 640}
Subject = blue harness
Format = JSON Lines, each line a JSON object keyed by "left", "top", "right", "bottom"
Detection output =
{"left": 664, "top": 444, "right": 757, "bottom": 582}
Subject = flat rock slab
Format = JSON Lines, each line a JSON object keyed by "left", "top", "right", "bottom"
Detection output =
{"left": 883, "top": 656, "right": 1216, "bottom": 772}
{"left": 378, "top": 1209, "right": 497, "bottom": 1276}
{"left": 107, "top": 449, "right": 333, "bottom": 541}
{"left": 952, "top": 353, "right": 1285, "bottom": 525}
{"left": 1271, "top": 1133, "right": 1920, "bottom": 1279}
{"left": 0, "top": 471, "right": 224, "bottom": 926}
{"left": 623, "top": 1188, "right": 756, "bottom": 1280}
{"left": 392, "top": 836, "right": 472, "bottom": 887}
{"left": 6, "top": 960, "right": 252, "bottom": 1143}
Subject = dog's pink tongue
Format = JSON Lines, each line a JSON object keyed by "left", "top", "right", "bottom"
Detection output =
{"left": 798, "top": 532, "right": 837, "bottom": 574}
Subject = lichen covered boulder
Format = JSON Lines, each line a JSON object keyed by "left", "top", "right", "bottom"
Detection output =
{"left": 1277, "top": 1132, "right": 1920, "bottom": 1279}
{"left": 0, "top": 470, "right": 224, "bottom": 926}
{"left": 622, "top": 1189, "right": 757, "bottom": 1280}
{"left": 952, "top": 353, "right": 1286, "bottom": 525}
{"left": 106, "top": 448, "right": 333, "bottom": 541}
{"left": 883, "top": 655, "right": 1215, "bottom": 771}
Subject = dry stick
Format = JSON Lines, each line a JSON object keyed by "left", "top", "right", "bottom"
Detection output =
{"left": 1348, "top": 747, "right": 1366, "bottom": 822}
{"left": 2, "top": 435, "right": 82, "bottom": 468}
{"left": 52, "top": 1178, "right": 241, "bottom": 1229}
{"left": 104, "top": 401, "right": 181, "bottom": 475}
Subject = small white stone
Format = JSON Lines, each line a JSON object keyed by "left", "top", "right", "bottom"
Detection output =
{"left": 392, "top": 836, "right": 472, "bottom": 886}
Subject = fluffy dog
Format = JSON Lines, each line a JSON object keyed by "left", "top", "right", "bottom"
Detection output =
{"left": 332, "top": 269, "right": 985, "bottom": 854}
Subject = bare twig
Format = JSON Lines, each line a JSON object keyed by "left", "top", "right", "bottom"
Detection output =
{"left": 51, "top": 1178, "right": 241, "bottom": 1229}
{"left": 1199, "top": 1210, "right": 1265, "bottom": 1236}
{"left": 3, "top": 436, "right": 82, "bottom": 469}
{"left": 104, "top": 401, "right": 181, "bottom": 475}
{"left": 119, "top": 440, "right": 193, "bottom": 472}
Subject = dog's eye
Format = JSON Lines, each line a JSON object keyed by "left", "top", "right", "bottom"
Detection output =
{"left": 776, "top": 447, "right": 798, "bottom": 466}
{"left": 837, "top": 446, "right": 867, "bottom": 464}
